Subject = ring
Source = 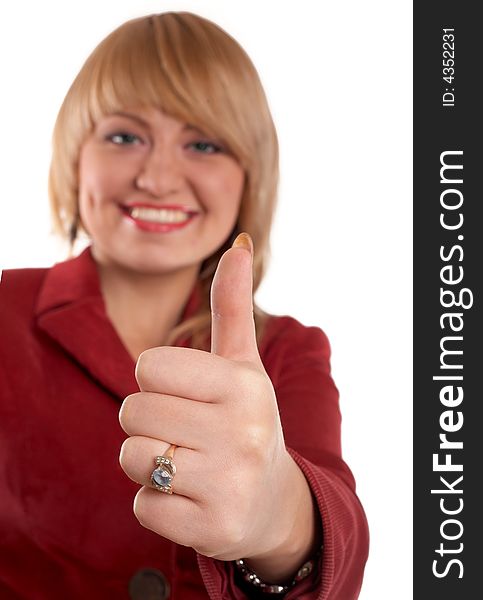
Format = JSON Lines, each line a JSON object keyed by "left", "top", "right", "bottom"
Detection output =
{"left": 151, "top": 445, "right": 177, "bottom": 494}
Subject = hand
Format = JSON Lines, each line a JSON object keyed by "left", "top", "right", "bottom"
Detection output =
{"left": 119, "top": 233, "right": 303, "bottom": 563}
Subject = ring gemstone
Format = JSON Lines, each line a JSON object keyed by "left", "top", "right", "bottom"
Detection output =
{"left": 151, "top": 455, "right": 176, "bottom": 493}
{"left": 152, "top": 467, "right": 172, "bottom": 487}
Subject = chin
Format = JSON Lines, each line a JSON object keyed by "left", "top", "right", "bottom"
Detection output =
{"left": 119, "top": 248, "right": 200, "bottom": 276}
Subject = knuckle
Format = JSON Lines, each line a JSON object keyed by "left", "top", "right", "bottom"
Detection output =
{"left": 136, "top": 347, "right": 172, "bottom": 389}
{"left": 192, "top": 528, "right": 216, "bottom": 557}
{"left": 118, "top": 436, "right": 136, "bottom": 470}
{"left": 119, "top": 393, "right": 141, "bottom": 430}
{"left": 198, "top": 509, "right": 244, "bottom": 555}
{"left": 182, "top": 526, "right": 201, "bottom": 553}
{"left": 234, "top": 419, "right": 271, "bottom": 462}
{"left": 133, "top": 488, "right": 151, "bottom": 529}
{"left": 136, "top": 348, "right": 159, "bottom": 382}
{"left": 118, "top": 437, "right": 130, "bottom": 469}
{"left": 217, "top": 514, "right": 245, "bottom": 550}
{"left": 135, "top": 349, "right": 151, "bottom": 381}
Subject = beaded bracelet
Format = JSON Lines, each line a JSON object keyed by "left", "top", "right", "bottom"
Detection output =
{"left": 234, "top": 547, "right": 322, "bottom": 595}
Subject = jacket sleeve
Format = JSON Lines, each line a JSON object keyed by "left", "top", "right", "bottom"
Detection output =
{"left": 197, "top": 316, "right": 369, "bottom": 599}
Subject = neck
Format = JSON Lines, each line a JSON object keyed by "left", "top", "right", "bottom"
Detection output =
{"left": 94, "top": 254, "right": 200, "bottom": 361}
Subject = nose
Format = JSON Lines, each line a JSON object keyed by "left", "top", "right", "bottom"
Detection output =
{"left": 135, "top": 144, "right": 183, "bottom": 198}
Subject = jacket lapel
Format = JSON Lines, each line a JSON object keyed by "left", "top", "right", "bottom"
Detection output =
{"left": 34, "top": 247, "right": 201, "bottom": 400}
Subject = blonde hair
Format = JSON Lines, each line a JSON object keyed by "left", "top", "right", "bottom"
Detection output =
{"left": 49, "top": 12, "right": 279, "bottom": 349}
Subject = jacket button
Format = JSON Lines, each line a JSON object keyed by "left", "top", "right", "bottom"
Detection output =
{"left": 129, "top": 568, "right": 170, "bottom": 600}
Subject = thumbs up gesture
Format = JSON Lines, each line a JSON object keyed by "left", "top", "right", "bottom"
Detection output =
{"left": 119, "top": 233, "right": 312, "bottom": 566}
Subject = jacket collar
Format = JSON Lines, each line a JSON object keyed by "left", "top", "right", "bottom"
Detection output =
{"left": 34, "top": 247, "right": 201, "bottom": 400}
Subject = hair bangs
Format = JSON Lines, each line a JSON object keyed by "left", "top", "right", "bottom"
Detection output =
{"left": 79, "top": 15, "right": 250, "bottom": 167}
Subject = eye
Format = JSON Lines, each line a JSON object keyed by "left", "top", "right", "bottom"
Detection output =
{"left": 106, "top": 132, "right": 142, "bottom": 145}
{"left": 188, "top": 140, "right": 223, "bottom": 154}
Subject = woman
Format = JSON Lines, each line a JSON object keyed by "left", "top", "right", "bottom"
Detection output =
{"left": 0, "top": 12, "right": 369, "bottom": 599}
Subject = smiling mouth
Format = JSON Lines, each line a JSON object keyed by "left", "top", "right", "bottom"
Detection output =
{"left": 120, "top": 204, "right": 199, "bottom": 232}
{"left": 122, "top": 205, "right": 197, "bottom": 224}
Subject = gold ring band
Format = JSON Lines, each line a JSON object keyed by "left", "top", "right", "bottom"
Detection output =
{"left": 163, "top": 444, "right": 177, "bottom": 460}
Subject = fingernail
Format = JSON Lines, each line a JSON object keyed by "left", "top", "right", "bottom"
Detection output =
{"left": 232, "top": 232, "right": 253, "bottom": 255}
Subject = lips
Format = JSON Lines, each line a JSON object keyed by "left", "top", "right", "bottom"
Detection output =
{"left": 120, "top": 203, "right": 199, "bottom": 233}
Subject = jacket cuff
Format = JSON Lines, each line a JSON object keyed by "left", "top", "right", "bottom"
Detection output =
{"left": 196, "top": 447, "right": 368, "bottom": 599}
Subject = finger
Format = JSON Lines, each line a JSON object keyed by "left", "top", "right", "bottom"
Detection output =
{"left": 120, "top": 436, "right": 209, "bottom": 501}
{"left": 133, "top": 485, "right": 203, "bottom": 549}
{"left": 119, "top": 392, "right": 217, "bottom": 450}
{"left": 210, "top": 232, "right": 261, "bottom": 364}
{"left": 135, "top": 346, "right": 240, "bottom": 401}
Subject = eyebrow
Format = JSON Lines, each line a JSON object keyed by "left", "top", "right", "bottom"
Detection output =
{"left": 109, "top": 111, "right": 204, "bottom": 133}
{"left": 110, "top": 111, "right": 149, "bottom": 127}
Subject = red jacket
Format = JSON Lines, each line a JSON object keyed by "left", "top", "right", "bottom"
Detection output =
{"left": 0, "top": 248, "right": 368, "bottom": 599}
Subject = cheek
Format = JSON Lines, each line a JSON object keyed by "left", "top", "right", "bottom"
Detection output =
{"left": 78, "top": 148, "right": 122, "bottom": 234}
{"left": 79, "top": 159, "right": 112, "bottom": 201}
{"left": 202, "top": 164, "right": 245, "bottom": 219}
{"left": 226, "top": 168, "right": 245, "bottom": 204}
{"left": 79, "top": 147, "right": 100, "bottom": 208}
{"left": 79, "top": 172, "right": 127, "bottom": 237}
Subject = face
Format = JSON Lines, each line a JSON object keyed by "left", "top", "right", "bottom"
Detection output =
{"left": 78, "top": 107, "right": 245, "bottom": 274}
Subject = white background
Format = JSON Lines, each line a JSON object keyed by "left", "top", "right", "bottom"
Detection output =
{"left": 0, "top": 1, "right": 412, "bottom": 598}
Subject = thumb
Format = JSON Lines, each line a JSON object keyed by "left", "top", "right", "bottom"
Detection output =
{"left": 210, "top": 232, "right": 261, "bottom": 364}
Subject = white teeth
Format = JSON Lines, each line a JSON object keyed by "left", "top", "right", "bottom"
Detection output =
{"left": 129, "top": 207, "right": 191, "bottom": 223}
